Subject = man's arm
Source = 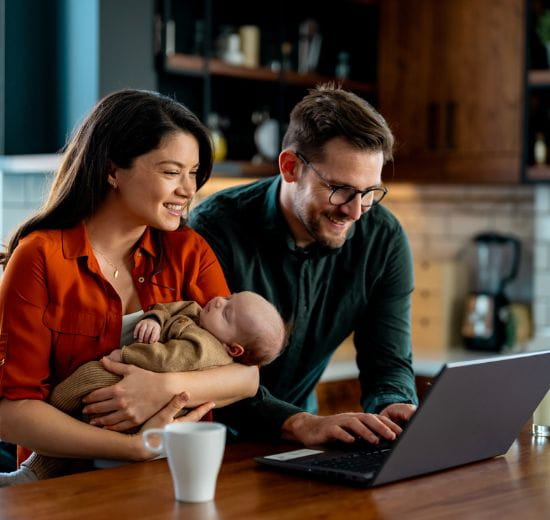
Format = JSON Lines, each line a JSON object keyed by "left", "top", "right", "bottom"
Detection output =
{"left": 356, "top": 225, "right": 419, "bottom": 415}
{"left": 215, "top": 386, "right": 403, "bottom": 446}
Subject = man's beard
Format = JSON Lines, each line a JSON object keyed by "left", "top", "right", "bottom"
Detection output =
{"left": 294, "top": 196, "right": 353, "bottom": 249}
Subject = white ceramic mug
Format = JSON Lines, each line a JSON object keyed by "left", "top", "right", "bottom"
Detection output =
{"left": 533, "top": 390, "right": 550, "bottom": 437}
{"left": 143, "top": 422, "right": 226, "bottom": 502}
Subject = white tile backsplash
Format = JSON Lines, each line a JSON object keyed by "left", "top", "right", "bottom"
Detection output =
{"left": 3, "top": 207, "right": 36, "bottom": 240}
{"left": 1, "top": 173, "right": 50, "bottom": 241}
{"left": 534, "top": 272, "right": 550, "bottom": 297}
{"left": 532, "top": 185, "right": 550, "bottom": 348}
{"left": 3, "top": 174, "right": 26, "bottom": 203}
{"left": 385, "top": 183, "right": 534, "bottom": 304}
{"left": 24, "top": 174, "right": 50, "bottom": 203}
{"left": 535, "top": 184, "right": 550, "bottom": 213}
{"left": 535, "top": 243, "right": 550, "bottom": 271}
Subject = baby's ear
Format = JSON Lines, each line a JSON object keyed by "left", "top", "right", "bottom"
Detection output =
{"left": 226, "top": 343, "right": 245, "bottom": 358}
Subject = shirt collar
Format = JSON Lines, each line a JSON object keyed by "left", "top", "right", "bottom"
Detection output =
{"left": 62, "top": 222, "right": 158, "bottom": 259}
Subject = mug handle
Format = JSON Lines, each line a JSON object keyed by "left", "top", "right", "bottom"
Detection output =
{"left": 142, "top": 428, "right": 165, "bottom": 454}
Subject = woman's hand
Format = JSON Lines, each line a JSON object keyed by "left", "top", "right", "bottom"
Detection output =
{"left": 133, "top": 392, "right": 215, "bottom": 461}
{"left": 82, "top": 356, "right": 174, "bottom": 431}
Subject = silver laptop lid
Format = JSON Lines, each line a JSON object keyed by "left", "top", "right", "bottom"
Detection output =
{"left": 374, "top": 350, "right": 550, "bottom": 485}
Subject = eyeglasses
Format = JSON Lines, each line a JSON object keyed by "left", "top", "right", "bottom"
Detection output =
{"left": 295, "top": 152, "right": 388, "bottom": 210}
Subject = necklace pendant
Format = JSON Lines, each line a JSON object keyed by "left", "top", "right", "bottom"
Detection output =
{"left": 114, "top": 269, "right": 119, "bottom": 279}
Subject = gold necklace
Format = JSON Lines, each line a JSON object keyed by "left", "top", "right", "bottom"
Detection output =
{"left": 92, "top": 247, "right": 120, "bottom": 279}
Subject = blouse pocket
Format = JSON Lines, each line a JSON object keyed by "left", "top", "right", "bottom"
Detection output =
{"left": 43, "top": 303, "right": 105, "bottom": 379}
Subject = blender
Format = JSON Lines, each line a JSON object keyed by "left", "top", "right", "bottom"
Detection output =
{"left": 461, "top": 232, "right": 520, "bottom": 351}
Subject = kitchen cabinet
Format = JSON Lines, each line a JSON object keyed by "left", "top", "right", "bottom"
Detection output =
{"left": 155, "top": 0, "right": 378, "bottom": 176}
{"left": 378, "top": 0, "right": 524, "bottom": 184}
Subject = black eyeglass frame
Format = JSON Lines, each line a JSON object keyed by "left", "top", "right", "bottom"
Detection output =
{"left": 295, "top": 151, "right": 388, "bottom": 210}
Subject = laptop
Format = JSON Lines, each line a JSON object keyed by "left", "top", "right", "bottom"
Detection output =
{"left": 255, "top": 350, "right": 550, "bottom": 487}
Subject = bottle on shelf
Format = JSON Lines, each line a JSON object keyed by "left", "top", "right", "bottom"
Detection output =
{"left": 207, "top": 113, "right": 228, "bottom": 162}
{"left": 335, "top": 51, "right": 350, "bottom": 80}
{"left": 534, "top": 132, "right": 547, "bottom": 166}
{"left": 281, "top": 42, "right": 293, "bottom": 72}
{"left": 221, "top": 33, "right": 245, "bottom": 66}
{"left": 239, "top": 25, "right": 260, "bottom": 68}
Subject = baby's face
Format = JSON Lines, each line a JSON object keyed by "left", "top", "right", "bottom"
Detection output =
{"left": 199, "top": 292, "right": 255, "bottom": 345}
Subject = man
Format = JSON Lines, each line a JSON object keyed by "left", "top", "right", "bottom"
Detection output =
{"left": 189, "top": 84, "right": 418, "bottom": 446}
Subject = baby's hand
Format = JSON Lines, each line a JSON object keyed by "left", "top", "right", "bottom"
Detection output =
{"left": 134, "top": 318, "right": 161, "bottom": 343}
{"left": 107, "top": 349, "right": 123, "bottom": 362}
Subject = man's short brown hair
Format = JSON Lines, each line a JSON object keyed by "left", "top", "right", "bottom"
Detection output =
{"left": 281, "top": 83, "right": 394, "bottom": 163}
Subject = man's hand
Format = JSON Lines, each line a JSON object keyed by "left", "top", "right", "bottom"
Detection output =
{"left": 282, "top": 411, "right": 403, "bottom": 446}
{"left": 379, "top": 403, "right": 417, "bottom": 425}
{"left": 134, "top": 318, "right": 161, "bottom": 343}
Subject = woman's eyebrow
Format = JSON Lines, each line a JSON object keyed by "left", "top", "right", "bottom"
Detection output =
{"left": 156, "top": 160, "right": 183, "bottom": 168}
{"left": 155, "top": 160, "right": 201, "bottom": 169}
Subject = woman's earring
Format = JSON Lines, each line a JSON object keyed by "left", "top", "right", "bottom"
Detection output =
{"left": 108, "top": 179, "right": 118, "bottom": 189}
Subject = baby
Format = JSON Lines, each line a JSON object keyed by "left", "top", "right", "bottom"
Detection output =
{"left": 0, "top": 291, "right": 286, "bottom": 485}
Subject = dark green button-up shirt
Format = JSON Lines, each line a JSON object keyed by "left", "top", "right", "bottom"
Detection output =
{"left": 189, "top": 176, "right": 418, "bottom": 439}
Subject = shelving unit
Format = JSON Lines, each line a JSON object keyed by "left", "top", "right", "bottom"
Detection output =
{"left": 524, "top": 0, "right": 550, "bottom": 182}
{"left": 528, "top": 69, "right": 550, "bottom": 85}
{"left": 155, "top": 0, "right": 378, "bottom": 173}
{"left": 165, "top": 53, "right": 376, "bottom": 93}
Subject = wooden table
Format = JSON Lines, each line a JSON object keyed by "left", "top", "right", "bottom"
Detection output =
{"left": 1, "top": 424, "right": 549, "bottom": 520}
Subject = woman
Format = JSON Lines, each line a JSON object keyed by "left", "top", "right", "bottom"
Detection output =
{"left": 0, "top": 90, "right": 259, "bottom": 476}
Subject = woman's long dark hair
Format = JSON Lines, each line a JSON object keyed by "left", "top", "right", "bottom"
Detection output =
{"left": 1, "top": 89, "right": 213, "bottom": 266}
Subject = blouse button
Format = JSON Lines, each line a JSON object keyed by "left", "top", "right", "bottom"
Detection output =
{"left": 138, "top": 276, "right": 145, "bottom": 283}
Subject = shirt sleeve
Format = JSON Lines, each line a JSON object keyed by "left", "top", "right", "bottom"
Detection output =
{"left": 355, "top": 225, "right": 419, "bottom": 412}
{"left": 214, "top": 385, "right": 305, "bottom": 441}
{"left": 0, "top": 236, "right": 53, "bottom": 400}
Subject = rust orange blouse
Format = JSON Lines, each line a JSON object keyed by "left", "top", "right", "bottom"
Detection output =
{"left": 0, "top": 222, "right": 230, "bottom": 401}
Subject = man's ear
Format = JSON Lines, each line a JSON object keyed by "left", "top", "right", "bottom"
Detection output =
{"left": 226, "top": 343, "right": 245, "bottom": 358}
{"left": 279, "top": 149, "right": 301, "bottom": 183}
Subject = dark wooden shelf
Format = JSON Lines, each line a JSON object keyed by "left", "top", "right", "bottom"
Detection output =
{"left": 165, "top": 53, "right": 375, "bottom": 93}
{"left": 164, "top": 53, "right": 207, "bottom": 77}
{"left": 526, "top": 164, "right": 550, "bottom": 180}
{"left": 282, "top": 70, "right": 375, "bottom": 93}
{"left": 528, "top": 69, "right": 550, "bottom": 86}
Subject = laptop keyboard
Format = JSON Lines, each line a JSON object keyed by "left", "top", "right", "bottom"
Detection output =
{"left": 307, "top": 447, "right": 390, "bottom": 473}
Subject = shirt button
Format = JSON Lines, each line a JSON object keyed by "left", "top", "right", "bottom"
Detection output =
{"left": 138, "top": 276, "right": 145, "bottom": 283}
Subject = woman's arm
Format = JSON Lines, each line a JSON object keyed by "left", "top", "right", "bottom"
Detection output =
{"left": 82, "top": 360, "right": 259, "bottom": 432}
{"left": 0, "top": 394, "right": 214, "bottom": 461}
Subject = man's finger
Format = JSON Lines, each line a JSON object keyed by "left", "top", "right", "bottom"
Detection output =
{"left": 377, "top": 414, "right": 403, "bottom": 435}
{"left": 359, "top": 415, "right": 396, "bottom": 440}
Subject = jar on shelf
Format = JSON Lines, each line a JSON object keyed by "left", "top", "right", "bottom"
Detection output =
{"left": 207, "top": 113, "right": 227, "bottom": 162}
{"left": 534, "top": 132, "right": 547, "bottom": 166}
